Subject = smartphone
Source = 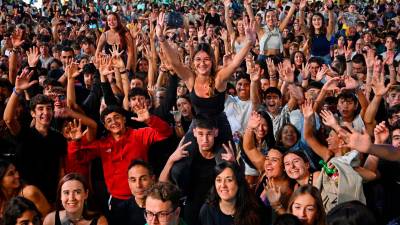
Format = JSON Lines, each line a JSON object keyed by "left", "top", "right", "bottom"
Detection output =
{"left": 89, "top": 24, "right": 97, "bottom": 29}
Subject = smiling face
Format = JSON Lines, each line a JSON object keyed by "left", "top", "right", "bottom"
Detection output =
{"left": 254, "top": 117, "right": 269, "bottom": 140}
{"left": 266, "top": 11, "right": 277, "bottom": 27}
{"left": 280, "top": 125, "right": 298, "bottom": 148}
{"left": 294, "top": 52, "right": 304, "bottom": 66}
{"left": 193, "top": 51, "right": 212, "bottom": 76}
{"left": 236, "top": 78, "right": 250, "bottom": 101}
{"left": 103, "top": 112, "right": 126, "bottom": 135}
{"left": 215, "top": 168, "right": 238, "bottom": 202}
{"left": 31, "top": 104, "right": 53, "bottom": 127}
{"left": 264, "top": 149, "right": 284, "bottom": 178}
{"left": 264, "top": 93, "right": 282, "bottom": 114}
{"left": 128, "top": 165, "right": 155, "bottom": 203}
{"left": 61, "top": 180, "right": 88, "bottom": 214}
{"left": 312, "top": 15, "right": 323, "bottom": 30}
{"left": 291, "top": 193, "right": 318, "bottom": 225}
{"left": 283, "top": 153, "right": 309, "bottom": 181}
{"left": 107, "top": 14, "right": 118, "bottom": 29}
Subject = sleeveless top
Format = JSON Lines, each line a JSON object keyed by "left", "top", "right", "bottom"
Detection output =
{"left": 259, "top": 26, "right": 283, "bottom": 53}
{"left": 55, "top": 211, "right": 99, "bottom": 225}
{"left": 234, "top": 40, "right": 245, "bottom": 53}
{"left": 103, "top": 31, "right": 128, "bottom": 62}
{"left": 189, "top": 88, "right": 225, "bottom": 118}
{"left": 311, "top": 34, "right": 331, "bottom": 56}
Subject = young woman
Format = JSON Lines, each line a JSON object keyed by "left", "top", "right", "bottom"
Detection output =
{"left": 43, "top": 173, "right": 108, "bottom": 225}
{"left": 95, "top": 12, "right": 133, "bottom": 71}
{"left": 283, "top": 151, "right": 320, "bottom": 188}
{"left": 0, "top": 159, "right": 50, "bottom": 218}
{"left": 2, "top": 196, "right": 41, "bottom": 225}
{"left": 156, "top": 13, "right": 256, "bottom": 147}
{"left": 287, "top": 185, "right": 327, "bottom": 225}
{"left": 199, "top": 162, "right": 266, "bottom": 225}
{"left": 241, "top": 110, "right": 276, "bottom": 186}
{"left": 276, "top": 124, "right": 300, "bottom": 150}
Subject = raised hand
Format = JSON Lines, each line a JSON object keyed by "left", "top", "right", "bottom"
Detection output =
{"left": 65, "top": 60, "right": 80, "bottom": 79}
{"left": 169, "top": 137, "right": 191, "bottom": 163}
{"left": 222, "top": 141, "right": 236, "bottom": 162}
{"left": 247, "top": 111, "right": 262, "bottom": 130}
{"left": 26, "top": 46, "right": 40, "bottom": 67}
{"left": 384, "top": 51, "right": 395, "bottom": 66}
{"left": 131, "top": 101, "right": 151, "bottom": 123}
{"left": 110, "top": 44, "right": 125, "bottom": 69}
{"left": 338, "top": 124, "right": 371, "bottom": 153}
{"left": 364, "top": 48, "right": 376, "bottom": 69}
{"left": 64, "top": 119, "right": 83, "bottom": 141}
{"left": 155, "top": 12, "right": 166, "bottom": 41}
{"left": 264, "top": 178, "right": 282, "bottom": 206}
{"left": 322, "top": 77, "right": 340, "bottom": 92}
{"left": 315, "top": 65, "right": 328, "bottom": 82}
{"left": 288, "top": 85, "right": 304, "bottom": 103}
{"left": 243, "top": 16, "right": 256, "bottom": 44}
{"left": 11, "top": 30, "right": 25, "bottom": 48}
{"left": 301, "top": 100, "right": 314, "bottom": 118}
{"left": 220, "top": 28, "right": 229, "bottom": 41}
{"left": 15, "top": 69, "right": 37, "bottom": 92}
{"left": 98, "top": 54, "right": 113, "bottom": 77}
{"left": 320, "top": 110, "right": 339, "bottom": 129}
{"left": 374, "top": 121, "right": 389, "bottom": 144}
{"left": 299, "top": 0, "right": 307, "bottom": 10}
{"left": 266, "top": 58, "right": 277, "bottom": 77}
{"left": 300, "top": 63, "right": 310, "bottom": 80}
{"left": 341, "top": 75, "right": 359, "bottom": 91}
{"left": 223, "top": 0, "right": 232, "bottom": 8}
{"left": 371, "top": 70, "right": 391, "bottom": 96}
{"left": 344, "top": 45, "right": 353, "bottom": 61}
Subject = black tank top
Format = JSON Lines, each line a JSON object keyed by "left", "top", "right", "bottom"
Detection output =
{"left": 55, "top": 211, "right": 99, "bottom": 225}
{"left": 189, "top": 88, "right": 225, "bottom": 118}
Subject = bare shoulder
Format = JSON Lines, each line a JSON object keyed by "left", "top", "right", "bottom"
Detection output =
{"left": 43, "top": 211, "right": 56, "bottom": 225}
{"left": 96, "top": 215, "right": 108, "bottom": 225}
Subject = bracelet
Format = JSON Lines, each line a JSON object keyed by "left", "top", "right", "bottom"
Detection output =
{"left": 119, "top": 70, "right": 127, "bottom": 74}
{"left": 13, "top": 87, "right": 21, "bottom": 97}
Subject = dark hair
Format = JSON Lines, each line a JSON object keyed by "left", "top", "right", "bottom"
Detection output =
{"left": 290, "top": 51, "right": 306, "bottom": 66}
{"left": 352, "top": 54, "right": 366, "bottom": 66}
{"left": 193, "top": 43, "right": 216, "bottom": 96}
{"left": 308, "top": 57, "right": 322, "bottom": 66}
{"left": 276, "top": 123, "right": 300, "bottom": 148}
{"left": 3, "top": 197, "right": 41, "bottom": 225}
{"left": 336, "top": 91, "right": 360, "bottom": 117}
{"left": 274, "top": 214, "right": 303, "bottom": 225}
{"left": 29, "top": 94, "right": 54, "bottom": 111}
{"left": 105, "top": 12, "right": 128, "bottom": 50}
{"left": 283, "top": 150, "right": 310, "bottom": 164}
{"left": 0, "top": 160, "right": 23, "bottom": 213}
{"left": 82, "top": 63, "right": 98, "bottom": 75}
{"left": 100, "top": 105, "right": 126, "bottom": 123}
{"left": 193, "top": 116, "right": 217, "bottom": 129}
{"left": 264, "top": 87, "right": 282, "bottom": 98}
{"left": 235, "top": 71, "right": 250, "bottom": 83}
{"left": 327, "top": 201, "right": 376, "bottom": 225}
{"left": 128, "top": 87, "right": 150, "bottom": 100}
{"left": 258, "top": 110, "right": 276, "bottom": 147}
{"left": 61, "top": 46, "right": 74, "bottom": 54}
{"left": 127, "top": 159, "right": 154, "bottom": 176}
{"left": 309, "top": 13, "right": 327, "bottom": 43}
{"left": 288, "top": 185, "right": 327, "bottom": 225}
{"left": 207, "top": 162, "right": 262, "bottom": 225}
{"left": 145, "top": 182, "right": 181, "bottom": 209}
{"left": 388, "top": 104, "right": 400, "bottom": 120}
{"left": 0, "top": 78, "right": 12, "bottom": 92}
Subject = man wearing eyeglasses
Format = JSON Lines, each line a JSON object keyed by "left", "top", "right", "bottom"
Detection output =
{"left": 144, "top": 182, "right": 187, "bottom": 225}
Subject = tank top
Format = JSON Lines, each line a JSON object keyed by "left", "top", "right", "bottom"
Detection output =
{"left": 103, "top": 31, "right": 127, "bottom": 60}
{"left": 189, "top": 88, "right": 225, "bottom": 118}
{"left": 311, "top": 34, "right": 331, "bottom": 56}
{"left": 55, "top": 211, "right": 99, "bottom": 225}
{"left": 259, "top": 26, "right": 283, "bottom": 53}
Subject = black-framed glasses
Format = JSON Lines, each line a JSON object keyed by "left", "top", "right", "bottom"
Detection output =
{"left": 144, "top": 208, "right": 176, "bottom": 222}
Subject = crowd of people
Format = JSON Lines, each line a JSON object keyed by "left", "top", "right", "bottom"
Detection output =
{"left": 0, "top": 0, "right": 400, "bottom": 224}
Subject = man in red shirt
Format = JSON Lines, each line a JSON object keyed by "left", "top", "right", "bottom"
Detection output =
{"left": 66, "top": 104, "right": 172, "bottom": 225}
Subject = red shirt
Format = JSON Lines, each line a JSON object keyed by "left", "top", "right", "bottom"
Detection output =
{"left": 68, "top": 115, "right": 172, "bottom": 199}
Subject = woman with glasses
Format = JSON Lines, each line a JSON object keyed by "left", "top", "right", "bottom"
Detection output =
{"left": 199, "top": 162, "right": 266, "bottom": 225}
{"left": 43, "top": 173, "right": 108, "bottom": 225}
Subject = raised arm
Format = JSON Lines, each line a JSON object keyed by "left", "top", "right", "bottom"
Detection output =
{"left": 278, "top": 4, "right": 296, "bottom": 32}
{"left": 243, "top": 112, "right": 267, "bottom": 172}
{"left": 247, "top": 56, "right": 262, "bottom": 109}
{"left": 3, "top": 70, "right": 37, "bottom": 136}
{"left": 159, "top": 138, "right": 191, "bottom": 182}
{"left": 215, "top": 17, "right": 256, "bottom": 85}
{"left": 156, "top": 13, "right": 195, "bottom": 85}
{"left": 326, "top": 0, "right": 335, "bottom": 39}
{"left": 302, "top": 101, "right": 333, "bottom": 161}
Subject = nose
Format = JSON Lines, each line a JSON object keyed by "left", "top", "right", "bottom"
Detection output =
{"left": 136, "top": 181, "right": 143, "bottom": 189}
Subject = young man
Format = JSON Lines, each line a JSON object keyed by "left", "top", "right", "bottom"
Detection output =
{"left": 118, "top": 160, "right": 156, "bottom": 225}
{"left": 160, "top": 117, "right": 234, "bottom": 225}
{"left": 67, "top": 105, "right": 172, "bottom": 224}
{"left": 3, "top": 70, "right": 66, "bottom": 203}
{"left": 144, "top": 182, "right": 186, "bottom": 225}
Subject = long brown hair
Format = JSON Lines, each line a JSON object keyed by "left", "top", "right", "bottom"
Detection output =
{"left": 192, "top": 43, "right": 217, "bottom": 96}
{"left": 288, "top": 185, "right": 327, "bottom": 225}
{"left": 104, "top": 12, "right": 128, "bottom": 50}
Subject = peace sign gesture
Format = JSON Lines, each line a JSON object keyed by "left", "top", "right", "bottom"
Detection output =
{"left": 155, "top": 12, "right": 166, "bottom": 41}
{"left": 169, "top": 137, "right": 191, "bottom": 163}
{"left": 222, "top": 141, "right": 236, "bottom": 162}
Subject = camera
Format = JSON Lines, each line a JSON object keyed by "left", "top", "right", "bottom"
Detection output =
{"left": 165, "top": 11, "right": 184, "bottom": 29}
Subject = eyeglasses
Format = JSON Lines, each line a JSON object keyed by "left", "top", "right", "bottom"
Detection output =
{"left": 144, "top": 208, "right": 176, "bottom": 222}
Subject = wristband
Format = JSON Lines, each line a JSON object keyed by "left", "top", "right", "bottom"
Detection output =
{"left": 13, "top": 87, "right": 21, "bottom": 97}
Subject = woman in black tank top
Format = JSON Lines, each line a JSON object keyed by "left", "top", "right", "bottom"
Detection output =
{"left": 156, "top": 13, "right": 257, "bottom": 148}
{"left": 43, "top": 173, "right": 108, "bottom": 225}
{"left": 283, "top": 151, "right": 320, "bottom": 188}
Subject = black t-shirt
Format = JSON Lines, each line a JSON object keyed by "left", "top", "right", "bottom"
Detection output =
{"left": 183, "top": 150, "right": 216, "bottom": 225}
{"left": 378, "top": 159, "right": 400, "bottom": 221}
{"left": 15, "top": 127, "right": 66, "bottom": 203}
{"left": 119, "top": 197, "right": 146, "bottom": 225}
{"left": 199, "top": 203, "right": 234, "bottom": 225}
